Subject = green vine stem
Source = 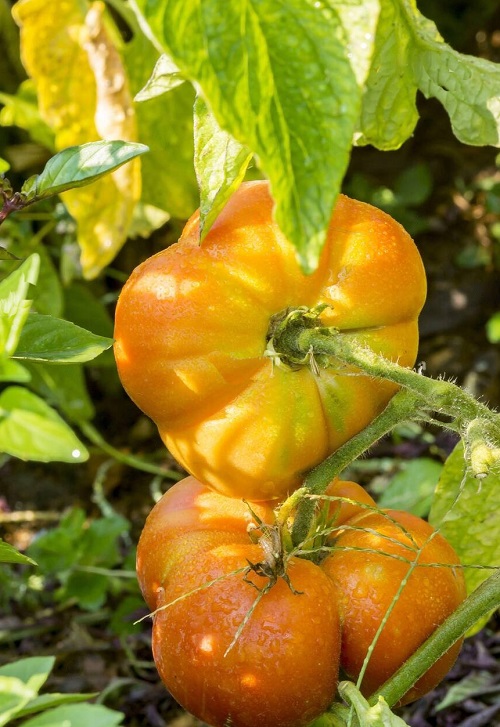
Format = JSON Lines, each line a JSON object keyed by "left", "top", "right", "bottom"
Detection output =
{"left": 291, "top": 389, "right": 425, "bottom": 547}
{"left": 268, "top": 309, "right": 500, "bottom": 545}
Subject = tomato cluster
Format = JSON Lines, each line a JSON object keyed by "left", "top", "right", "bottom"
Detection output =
{"left": 115, "top": 182, "right": 465, "bottom": 726}
{"left": 136, "top": 476, "right": 466, "bottom": 727}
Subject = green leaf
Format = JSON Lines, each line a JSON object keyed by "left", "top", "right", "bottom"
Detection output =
{"left": 486, "top": 311, "right": 500, "bottom": 344}
{"left": 0, "top": 358, "right": 30, "bottom": 383}
{"left": 24, "top": 362, "right": 95, "bottom": 423}
{"left": 194, "top": 94, "right": 253, "bottom": 240}
{"left": 20, "top": 141, "right": 149, "bottom": 202}
{"left": 358, "top": 0, "right": 500, "bottom": 149}
{"left": 0, "top": 676, "right": 35, "bottom": 727}
{"left": 26, "top": 509, "right": 86, "bottom": 575}
{"left": 16, "top": 692, "right": 99, "bottom": 720}
{"left": 134, "top": 53, "right": 186, "bottom": 101}
{"left": 135, "top": 0, "right": 378, "bottom": 272}
{"left": 0, "top": 253, "right": 40, "bottom": 357}
{"left": 0, "top": 539, "right": 37, "bottom": 566}
{"left": 429, "top": 441, "right": 500, "bottom": 632}
{"left": 0, "top": 158, "right": 9, "bottom": 174}
{"left": 21, "top": 703, "right": 124, "bottom": 727}
{"left": 435, "top": 670, "right": 494, "bottom": 711}
{"left": 377, "top": 458, "right": 443, "bottom": 517}
{"left": 0, "top": 80, "right": 55, "bottom": 151}
{"left": 0, "top": 386, "right": 88, "bottom": 463}
{"left": 123, "top": 29, "right": 199, "bottom": 220}
{"left": 0, "top": 657, "right": 54, "bottom": 694}
{"left": 13, "top": 313, "right": 113, "bottom": 364}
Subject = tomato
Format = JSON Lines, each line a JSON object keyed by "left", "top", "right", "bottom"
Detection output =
{"left": 136, "top": 475, "right": 274, "bottom": 610}
{"left": 114, "top": 180, "right": 427, "bottom": 501}
{"left": 321, "top": 509, "right": 467, "bottom": 704}
{"left": 152, "top": 541, "right": 341, "bottom": 727}
{"left": 322, "top": 478, "right": 377, "bottom": 529}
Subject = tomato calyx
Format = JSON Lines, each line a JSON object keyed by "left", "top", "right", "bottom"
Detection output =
{"left": 265, "top": 304, "right": 332, "bottom": 373}
{"left": 245, "top": 502, "right": 303, "bottom": 595}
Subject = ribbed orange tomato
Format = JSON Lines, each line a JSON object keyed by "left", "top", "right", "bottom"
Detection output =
{"left": 114, "top": 180, "right": 426, "bottom": 501}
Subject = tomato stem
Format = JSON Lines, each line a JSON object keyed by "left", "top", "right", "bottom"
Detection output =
{"left": 291, "top": 389, "right": 423, "bottom": 547}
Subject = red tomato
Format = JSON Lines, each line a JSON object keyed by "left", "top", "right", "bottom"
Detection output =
{"left": 321, "top": 509, "right": 467, "bottom": 704}
{"left": 114, "top": 181, "right": 426, "bottom": 501}
{"left": 152, "top": 541, "right": 341, "bottom": 727}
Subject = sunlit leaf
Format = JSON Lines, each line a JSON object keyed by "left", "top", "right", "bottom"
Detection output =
{"left": 21, "top": 703, "right": 124, "bottom": 727}
{"left": 0, "top": 252, "right": 39, "bottom": 357}
{"left": 0, "top": 657, "right": 54, "bottom": 694}
{"left": 194, "top": 94, "right": 253, "bottom": 240}
{"left": 134, "top": 53, "right": 186, "bottom": 101}
{"left": 21, "top": 141, "right": 148, "bottom": 202}
{"left": 0, "top": 386, "right": 88, "bottom": 463}
{"left": 358, "top": 0, "right": 500, "bottom": 149}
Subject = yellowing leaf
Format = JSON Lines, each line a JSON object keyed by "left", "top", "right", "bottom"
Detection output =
{"left": 13, "top": 0, "right": 141, "bottom": 279}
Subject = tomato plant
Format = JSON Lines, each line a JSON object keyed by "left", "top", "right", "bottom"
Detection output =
{"left": 322, "top": 509, "right": 467, "bottom": 705}
{"left": 114, "top": 180, "right": 427, "bottom": 502}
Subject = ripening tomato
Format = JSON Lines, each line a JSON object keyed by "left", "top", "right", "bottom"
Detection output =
{"left": 321, "top": 509, "right": 467, "bottom": 704}
{"left": 114, "top": 181, "right": 427, "bottom": 501}
{"left": 322, "top": 478, "right": 377, "bottom": 529}
{"left": 152, "top": 541, "right": 341, "bottom": 727}
{"left": 136, "top": 476, "right": 274, "bottom": 610}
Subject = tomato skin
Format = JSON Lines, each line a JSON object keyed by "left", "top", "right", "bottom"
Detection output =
{"left": 321, "top": 509, "right": 467, "bottom": 704}
{"left": 322, "top": 478, "right": 377, "bottom": 528}
{"left": 136, "top": 476, "right": 274, "bottom": 610}
{"left": 152, "top": 541, "right": 341, "bottom": 727}
{"left": 114, "top": 181, "right": 427, "bottom": 501}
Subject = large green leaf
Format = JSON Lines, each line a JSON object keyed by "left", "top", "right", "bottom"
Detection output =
{"left": 429, "top": 441, "right": 500, "bottom": 630}
{"left": 133, "top": 0, "right": 377, "bottom": 272}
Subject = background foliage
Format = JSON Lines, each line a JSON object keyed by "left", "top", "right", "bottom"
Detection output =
{"left": 1, "top": 0, "right": 500, "bottom": 725}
